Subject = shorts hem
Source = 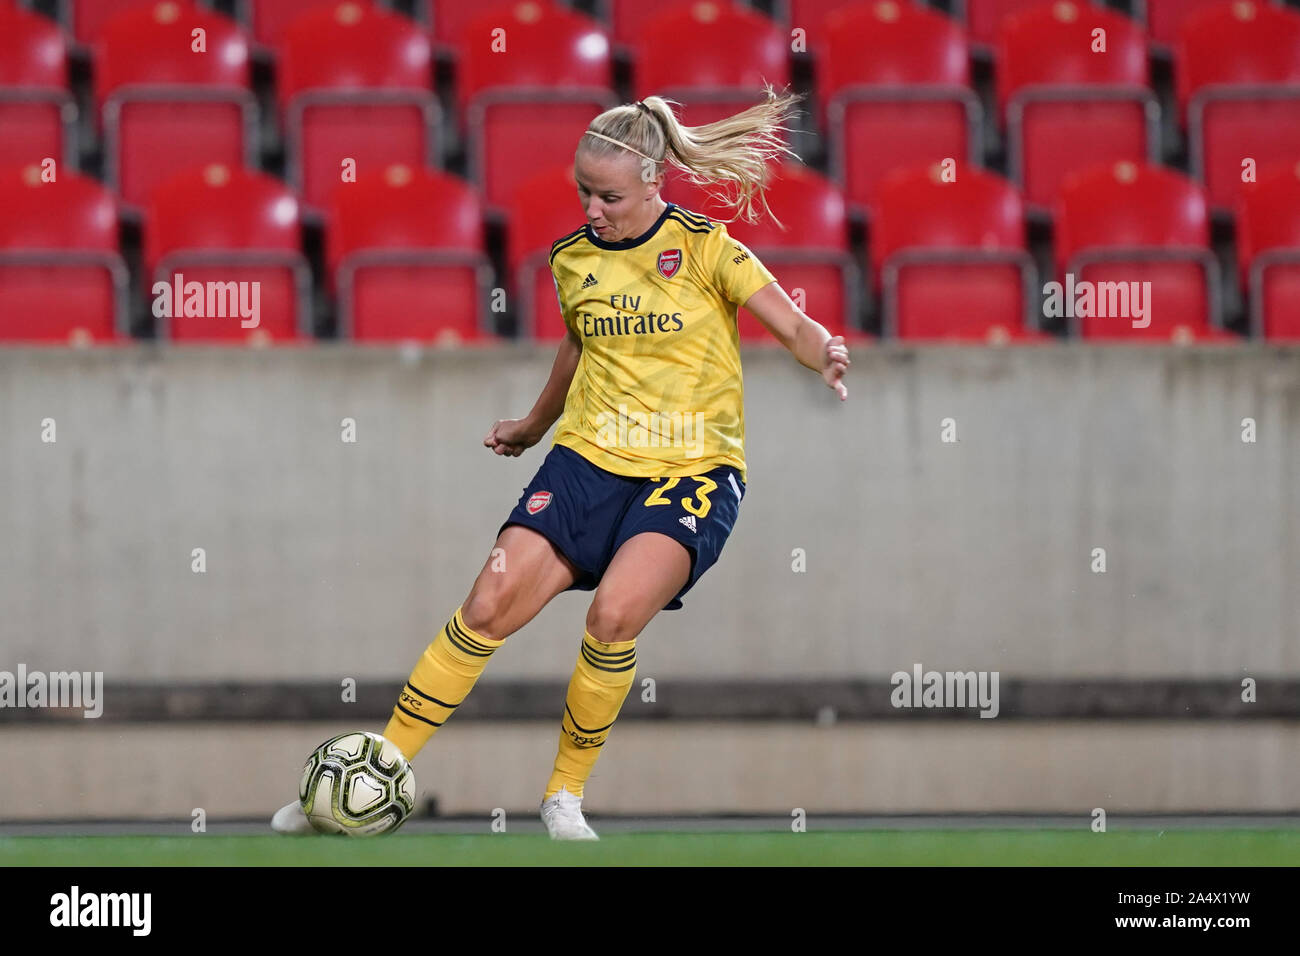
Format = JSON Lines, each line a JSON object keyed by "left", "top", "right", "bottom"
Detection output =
{"left": 498, "top": 518, "right": 597, "bottom": 590}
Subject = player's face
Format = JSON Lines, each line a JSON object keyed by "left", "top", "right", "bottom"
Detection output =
{"left": 574, "top": 150, "right": 662, "bottom": 241}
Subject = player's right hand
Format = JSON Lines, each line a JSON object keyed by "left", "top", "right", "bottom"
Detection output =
{"left": 822, "top": 335, "right": 850, "bottom": 402}
{"left": 484, "top": 418, "right": 539, "bottom": 457}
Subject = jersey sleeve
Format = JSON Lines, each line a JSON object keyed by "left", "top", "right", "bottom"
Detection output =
{"left": 710, "top": 222, "right": 776, "bottom": 307}
{"left": 550, "top": 268, "right": 568, "bottom": 330}
{"left": 549, "top": 260, "right": 574, "bottom": 335}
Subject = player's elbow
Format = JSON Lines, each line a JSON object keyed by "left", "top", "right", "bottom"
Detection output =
{"left": 769, "top": 308, "right": 812, "bottom": 353}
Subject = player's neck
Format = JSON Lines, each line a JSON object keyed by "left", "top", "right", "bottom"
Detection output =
{"left": 626, "top": 197, "right": 667, "bottom": 239}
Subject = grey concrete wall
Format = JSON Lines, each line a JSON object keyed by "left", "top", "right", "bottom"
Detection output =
{"left": 3, "top": 721, "right": 1297, "bottom": 819}
{"left": 1, "top": 344, "right": 1298, "bottom": 683}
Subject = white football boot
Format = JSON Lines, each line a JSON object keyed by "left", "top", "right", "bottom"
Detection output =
{"left": 540, "top": 787, "right": 599, "bottom": 841}
{"left": 270, "top": 800, "right": 315, "bottom": 834}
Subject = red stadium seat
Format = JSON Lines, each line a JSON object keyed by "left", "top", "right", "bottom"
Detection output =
{"left": 1054, "top": 161, "right": 1223, "bottom": 339}
{"left": 507, "top": 164, "right": 587, "bottom": 341}
{"left": 326, "top": 164, "right": 494, "bottom": 343}
{"left": 819, "top": 1, "right": 979, "bottom": 212}
{"left": 872, "top": 163, "right": 1037, "bottom": 341}
{"left": 0, "top": 6, "right": 75, "bottom": 169}
{"left": 999, "top": 2, "right": 1157, "bottom": 210}
{"left": 94, "top": 1, "right": 254, "bottom": 211}
{"left": 144, "top": 164, "right": 308, "bottom": 342}
{"left": 631, "top": 2, "right": 789, "bottom": 126}
{"left": 665, "top": 162, "right": 867, "bottom": 342}
{"left": 245, "top": 0, "right": 348, "bottom": 48}
{"left": 781, "top": 0, "right": 867, "bottom": 29}
{"left": 962, "top": 0, "right": 1044, "bottom": 48}
{"left": 66, "top": 0, "right": 159, "bottom": 45}
{"left": 430, "top": 0, "right": 530, "bottom": 50}
{"left": 1238, "top": 163, "right": 1300, "bottom": 340}
{"left": 1178, "top": 1, "right": 1300, "bottom": 210}
{"left": 605, "top": 0, "right": 734, "bottom": 50}
{"left": 278, "top": 1, "right": 437, "bottom": 214}
{"left": 456, "top": 3, "right": 615, "bottom": 212}
{"left": 0, "top": 164, "right": 125, "bottom": 343}
{"left": 1143, "top": 0, "right": 1226, "bottom": 50}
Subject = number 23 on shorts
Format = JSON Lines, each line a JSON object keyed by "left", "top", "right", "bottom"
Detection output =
{"left": 644, "top": 475, "right": 717, "bottom": 518}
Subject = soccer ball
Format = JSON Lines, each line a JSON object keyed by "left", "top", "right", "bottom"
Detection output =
{"left": 299, "top": 731, "right": 416, "bottom": 836}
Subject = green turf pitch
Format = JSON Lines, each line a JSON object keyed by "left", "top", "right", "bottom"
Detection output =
{"left": 1, "top": 830, "right": 1297, "bottom": 866}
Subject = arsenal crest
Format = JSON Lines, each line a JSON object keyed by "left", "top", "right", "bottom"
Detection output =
{"left": 657, "top": 248, "right": 682, "bottom": 279}
{"left": 526, "top": 491, "right": 552, "bottom": 515}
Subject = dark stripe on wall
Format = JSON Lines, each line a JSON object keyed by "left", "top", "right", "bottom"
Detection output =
{"left": 2, "top": 681, "right": 1300, "bottom": 723}
{"left": 1, "top": 679, "right": 1297, "bottom": 723}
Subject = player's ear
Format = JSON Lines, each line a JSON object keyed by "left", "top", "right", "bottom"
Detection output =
{"left": 638, "top": 156, "right": 663, "bottom": 192}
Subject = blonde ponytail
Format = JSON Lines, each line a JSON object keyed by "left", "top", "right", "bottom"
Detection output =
{"left": 579, "top": 83, "right": 805, "bottom": 229}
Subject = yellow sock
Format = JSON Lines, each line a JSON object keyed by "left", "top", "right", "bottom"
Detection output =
{"left": 544, "top": 632, "right": 637, "bottom": 801}
{"left": 382, "top": 605, "right": 505, "bottom": 760}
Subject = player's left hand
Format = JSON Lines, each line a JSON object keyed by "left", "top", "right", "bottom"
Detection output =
{"left": 822, "top": 335, "right": 849, "bottom": 401}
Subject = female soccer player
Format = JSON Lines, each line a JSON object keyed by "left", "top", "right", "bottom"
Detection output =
{"left": 274, "top": 89, "right": 850, "bottom": 839}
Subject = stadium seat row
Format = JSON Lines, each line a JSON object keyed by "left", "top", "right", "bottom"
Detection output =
{"left": 20, "top": 0, "right": 1300, "bottom": 53}
{"left": 3, "top": 157, "right": 1297, "bottom": 344}
{"left": 2, "top": 0, "right": 1299, "bottom": 215}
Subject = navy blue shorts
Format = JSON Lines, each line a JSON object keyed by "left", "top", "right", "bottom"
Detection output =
{"left": 499, "top": 443, "right": 746, "bottom": 611}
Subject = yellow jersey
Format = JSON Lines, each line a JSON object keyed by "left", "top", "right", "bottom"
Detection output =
{"left": 547, "top": 202, "right": 776, "bottom": 483}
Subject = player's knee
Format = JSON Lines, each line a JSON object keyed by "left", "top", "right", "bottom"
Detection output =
{"left": 460, "top": 587, "right": 509, "bottom": 641}
{"left": 585, "top": 602, "right": 645, "bottom": 645}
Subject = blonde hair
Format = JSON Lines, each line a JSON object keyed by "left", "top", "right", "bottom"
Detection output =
{"left": 579, "top": 83, "right": 805, "bottom": 229}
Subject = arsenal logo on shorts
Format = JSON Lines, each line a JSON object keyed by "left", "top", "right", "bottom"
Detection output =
{"left": 526, "top": 491, "right": 552, "bottom": 515}
{"left": 657, "top": 248, "right": 682, "bottom": 279}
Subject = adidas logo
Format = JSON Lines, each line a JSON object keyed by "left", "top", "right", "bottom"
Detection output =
{"left": 581, "top": 273, "right": 598, "bottom": 289}
{"left": 678, "top": 514, "right": 697, "bottom": 533}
